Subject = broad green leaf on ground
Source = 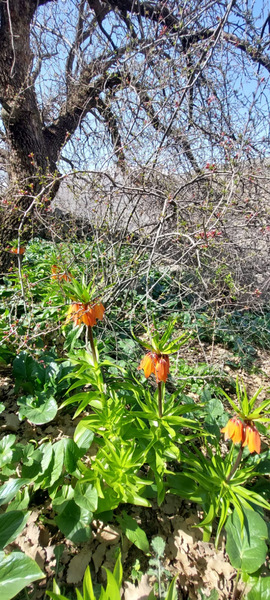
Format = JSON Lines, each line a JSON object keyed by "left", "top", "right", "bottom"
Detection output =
{"left": 116, "top": 512, "right": 150, "bottom": 553}
{"left": 63, "top": 438, "right": 85, "bottom": 471}
{"left": 246, "top": 577, "right": 270, "bottom": 599}
{"left": 0, "top": 435, "right": 16, "bottom": 468}
{"left": 73, "top": 425, "right": 94, "bottom": 452}
{"left": 54, "top": 499, "right": 93, "bottom": 543}
{"left": 51, "top": 485, "right": 74, "bottom": 508}
{"left": 46, "top": 441, "right": 65, "bottom": 488}
{"left": 225, "top": 509, "right": 268, "bottom": 574}
{"left": 0, "top": 550, "right": 44, "bottom": 600}
{"left": 0, "top": 479, "right": 30, "bottom": 507}
{"left": 35, "top": 439, "right": 86, "bottom": 490}
{"left": 17, "top": 393, "right": 58, "bottom": 424}
{"left": 0, "top": 511, "right": 30, "bottom": 550}
{"left": 74, "top": 482, "right": 98, "bottom": 512}
{"left": 6, "top": 488, "right": 30, "bottom": 512}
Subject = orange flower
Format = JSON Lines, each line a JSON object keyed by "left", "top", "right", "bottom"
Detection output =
{"left": 138, "top": 352, "right": 169, "bottom": 383}
{"left": 221, "top": 417, "right": 244, "bottom": 444}
{"left": 51, "top": 265, "right": 72, "bottom": 282}
{"left": 93, "top": 302, "right": 105, "bottom": 321}
{"left": 10, "top": 246, "right": 25, "bottom": 255}
{"left": 66, "top": 301, "right": 105, "bottom": 327}
{"left": 242, "top": 423, "right": 261, "bottom": 454}
{"left": 221, "top": 418, "right": 261, "bottom": 454}
{"left": 138, "top": 352, "right": 157, "bottom": 378}
{"left": 155, "top": 355, "right": 170, "bottom": 383}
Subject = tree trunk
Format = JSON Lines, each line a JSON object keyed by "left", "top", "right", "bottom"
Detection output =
{"left": 0, "top": 0, "right": 59, "bottom": 275}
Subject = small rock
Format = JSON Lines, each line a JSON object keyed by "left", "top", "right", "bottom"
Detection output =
{"left": 96, "top": 523, "right": 121, "bottom": 545}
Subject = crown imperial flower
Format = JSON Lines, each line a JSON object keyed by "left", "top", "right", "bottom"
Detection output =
{"left": 66, "top": 301, "right": 105, "bottom": 327}
{"left": 138, "top": 352, "right": 169, "bottom": 383}
{"left": 9, "top": 246, "right": 26, "bottom": 255}
{"left": 221, "top": 418, "right": 261, "bottom": 453}
{"left": 221, "top": 417, "right": 244, "bottom": 444}
{"left": 242, "top": 423, "right": 261, "bottom": 454}
{"left": 51, "top": 265, "right": 72, "bottom": 282}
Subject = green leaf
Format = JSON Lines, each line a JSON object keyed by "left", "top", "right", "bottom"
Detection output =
{"left": 0, "top": 435, "right": 16, "bottom": 468}
{"left": 82, "top": 565, "right": 96, "bottom": 600}
{"left": 205, "top": 398, "right": 224, "bottom": 418}
{"left": 76, "top": 589, "right": 84, "bottom": 600}
{"left": 63, "top": 438, "right": 84, "bottom": 471}
{"left": 0, "top": 479, "right": 30, "bottom": 507}
{"left": 52, "top": 485, "right": 74, "bottom": 507}
{"left": 74, "top": 424, "right": 94, "bottom": 451}
{"left": 225, "top": 509, "right": 268, "bottom": 573}
{"left": 117, "top": 513, "right": 149, "bottom": 553}
{"left": 6, "top": 487, "right": 30, "bottom": 512}
{"left": 54, "top": 499, "right": 93, "bottom": 543}
{"left": 47, "top": 592, "right": 69, "bottom": 600}
{"left": 48, "top": 441, "right": 67, "bottom": 488}
{"left": 112, "top": 552, "right": 123, "bottom": 589}
{"left": 74, "top": 482, "right": 98, "bottom": 512}
{"left": 246, "top": 577, "right": 270, "bottom": 599}
{"left": 151, "top": 536, "right": 165, "bottom": 558}
{"left": 17, "top": 393, "right": 58, "bottom": 424}
{"left": 103, "top": 569, "right": 121, "bottom": 600}
{"left": 0, "top": 550, "right": 44, "bottom": 600}
{"left": 165, "top": 577, "right": 177, "bottom": 600}
{"left": 0, "top": 511, "right": 30, "bottom": 550}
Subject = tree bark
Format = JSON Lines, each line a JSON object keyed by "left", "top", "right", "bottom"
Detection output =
{"left": 0, "top": 0, "right": 59, "bottom": 274}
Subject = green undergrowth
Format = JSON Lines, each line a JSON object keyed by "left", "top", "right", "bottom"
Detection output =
{"left": 0, "top": 237, "right": 269, "bottom": 600}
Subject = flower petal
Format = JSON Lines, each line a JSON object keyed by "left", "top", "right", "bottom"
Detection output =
{"left": 138, "top": 353, "right": 156, "bottom": 378}
{"left": 155, "top": 355, "right": 169, "bottom": 383}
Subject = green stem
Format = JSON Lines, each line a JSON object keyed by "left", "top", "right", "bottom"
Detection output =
{"left": 227, "top": 446, "right": 243, "bottom": 482}
{"left": 88, "top": 325, "right": 98, "bottom": 365}
{"left": 158, "top": 381, "right": 163, "bottom": 418}
{"left": 232, "top": 569, "right": 241, "bottom": 600}
{"left": 17, "top": 254, "right": 27, "bottom": 313}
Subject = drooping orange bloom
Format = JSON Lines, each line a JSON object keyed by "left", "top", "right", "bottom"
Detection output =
{"left": 10, "top": 246, "right": 25, "bottom": 255}
{"left": 221, "top": 417, "right": 244, "bottom": 444}
{"left": 93, "top": 302, "right": 105, "bottom": 321}
{"left": 138, "top": 352, "right": 170, "bottom": 383}
{"left": 221, "top": 417, "right": 261, "bottom": 453}
{"left": 242, "top": 423, "right": 261, "bottom": 454}
{"left": 51, "top": 265, "right": 72, "bottom": 282}
{"left": 155, "top": 355, "right": 170, "bottom": 383}
{"left": 139, "top": 352, "right": 157, "bottom": 378}
{"left": 66, "top": 301, "right": 105, "bottom": 327}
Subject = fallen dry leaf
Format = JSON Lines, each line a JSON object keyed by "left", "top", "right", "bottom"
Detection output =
{"left": 92, "top": 542, "right": 106, "bottom": 572}
{"left": 66, "top": 548, "right": 92, "bottom": 584}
